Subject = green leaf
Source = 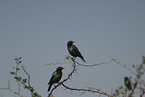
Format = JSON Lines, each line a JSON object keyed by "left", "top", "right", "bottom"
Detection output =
{"left": 19, "top": 61, "right": 22, "bottom": 63}
{"left": 22, "top": 79, "right": 27, "bottom": 83}
{"left": 142, "top": 56, "right": 145, "bottom": 64}
{"left": 15, "top": 77, "right": 19, "bottom": 80}
{"left": 14, "top": 58, "right": 18, "bottom": 60}
{"left": 16, "top": 68, "right": 20, "bottom": 71}
{"left": 19, "top": 57, "right": 22, "bottom": 60}
{"left": 10, "top": 72, "right": 16, "bottom": 75}
{"left": 19, "top": 77, "right": 22, "bottom": 80}
{"left": 14, "top": 76, "right": 22, "bottom": 81}
{"left": 24, "top": 85, "right": 28, "bottom": 89}
{"left": 29, "top": 86, "right": 34, "bottom": 92}
{"left": 33, "top": 92, "right": 41, "bottom": 97}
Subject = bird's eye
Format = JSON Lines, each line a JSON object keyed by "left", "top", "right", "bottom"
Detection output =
{"left": 59, "top": 67, "right": 62, "bottom": 69}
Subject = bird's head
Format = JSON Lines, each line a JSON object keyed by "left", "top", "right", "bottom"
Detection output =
{"left": 56, "top": 67, "right": 64, "bottom": 71}
{"left": 124, "top": 77, "right": 129, "bottom": 81}
{"left": 67, "top": 41, "right": 74, "bottom": 46}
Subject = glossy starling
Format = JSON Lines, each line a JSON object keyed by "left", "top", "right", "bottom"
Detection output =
{"left": 133, "top": 81, "right": 137, "bottom": 89}
{"left": 67, "top": 41, "right": 86, "bottom": 62}
{"left": 124, "top": 77, "right": 132, "bottom": 90}
{"left": 48, "top": 67, "right": 64, "bottom": 91}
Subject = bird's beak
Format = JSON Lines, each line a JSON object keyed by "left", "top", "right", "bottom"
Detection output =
{"left": 62, "top": 67, "right": 64, "bottom": 70}
{"left": 72, "top": 41, "right": 75, "bottom": 43}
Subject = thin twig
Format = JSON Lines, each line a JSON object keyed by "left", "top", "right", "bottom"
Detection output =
{"left": 112, "top": 58, "right": 145, "bottom": 87}
{"left": 16, "top": 61, "right": 21, "bottom": 94}
{"left": 20, "top": 64, "right": 31, "bottom": 87}
{"left": 62, "top": 84, "right": 111, "bottom": 97}
{"left": 0, "top": 81, "right": 23, "bottom": 97}
{"left": 45, "top": 62, "right": 72, "bottom": 66}
{"left": 74, "top": 60, "right": 112, "bottom": 67}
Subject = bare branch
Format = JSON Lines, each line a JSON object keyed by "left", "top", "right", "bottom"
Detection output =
{"left": 62, "top": 83, "right": 111, "bottom": 97}
{"left": 112, "top": 58, "right": 145, "bottom": 87}
{"left": 0, "top": 81, "right": 23, "bottom": 97}
{"left": 15, "top": 60, "right": 21, "bottom": 94}
{"left": 45, "top": 62, "right": 72, "bottom": 66}
{"left": 20, "top": 63, "right": 31, "bottom": 87}
{"left": 48, "top": 56, "right": 112, "bottom": 97}
{"left": 74, "top": 60, "right": 112, "bottom": 67}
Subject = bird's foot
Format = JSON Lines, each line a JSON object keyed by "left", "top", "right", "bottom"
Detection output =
{"left": 72, "top": 57, "right": 76, "bottom": 61}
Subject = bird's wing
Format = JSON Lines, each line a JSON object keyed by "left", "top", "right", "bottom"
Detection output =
{"left": 73, "top": 45, "right": 83, "bottom": 57}
{"left": 48, "top": 71, "right": 57, "bottom": 84}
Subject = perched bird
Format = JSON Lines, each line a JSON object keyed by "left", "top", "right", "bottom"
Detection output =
{"left": 48, "top": 67, "right": 64, "bottom": 91}
{"left": 124, "top": 77, "right": 132, "bottom": 91}
{"left": 67, "top": 41, "right": 86, "bottom": 62}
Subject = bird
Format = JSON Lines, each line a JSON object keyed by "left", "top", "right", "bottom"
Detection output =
{"left": 124, "top": 77, "right": 132, "bottom": 91}
{"left": 48, "top": 67, "right": 64, "bottom": 91}
{"left": 67, "top": 41, "right": 86, "bottom": 62}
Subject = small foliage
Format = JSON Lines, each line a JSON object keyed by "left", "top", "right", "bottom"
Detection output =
{"left": 22, "top": 79, "right": 27, "bottom": 83}
{"left": 1, "top": 56, "right": 145, "bottom": 97}
{"left": 16, "top": 68, "right": 20, "bottom": 71}
{"left": 10, "top": 72, "right": 16, "bottom": 75}
{"left": 19, "top": 57, "right": 22, "bottom": 60}
{"left": 19, "top": 61, "right": 22, "bottom": 64}
{"left": 142, "top": 56, "right": 145, "bottom": 64}
{"left": 15, "top": 77, "right": 22, "bottom": 81}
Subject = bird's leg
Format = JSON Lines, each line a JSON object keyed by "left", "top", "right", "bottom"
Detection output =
{"left": 73, "top": 57, "right": 76, "bottom": 61}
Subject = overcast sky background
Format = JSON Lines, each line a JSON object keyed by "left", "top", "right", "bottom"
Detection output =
{"left": 0, "top": 0, "right": 145, "bottom": 97}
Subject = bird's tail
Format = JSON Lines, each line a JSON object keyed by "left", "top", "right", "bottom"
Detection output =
{"left": 80, "top": 57, "right": 86, "bottom": 62}
{"left": 48, "top": 84, "right": 52, "bottom": 91}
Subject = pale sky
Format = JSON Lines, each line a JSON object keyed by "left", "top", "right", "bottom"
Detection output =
{"left": 0, "top": 0, "right": 145, "bottom": 97}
